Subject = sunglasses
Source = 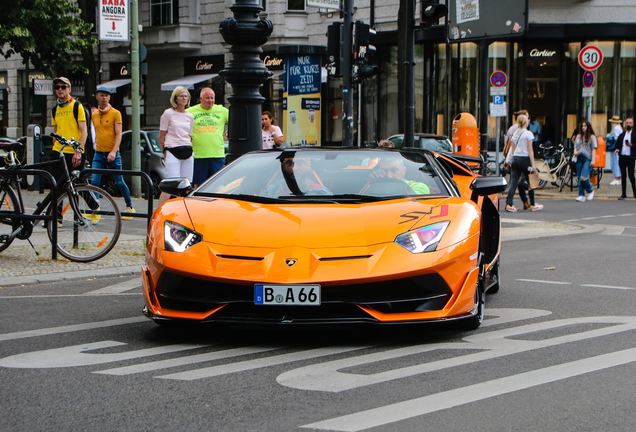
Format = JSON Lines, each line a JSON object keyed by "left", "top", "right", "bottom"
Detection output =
{"left": 55, "top": 85, "right": 68, "bottom": 90}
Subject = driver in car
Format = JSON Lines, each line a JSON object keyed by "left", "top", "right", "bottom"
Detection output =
{"left": 368, "top": 156, "right": 430, "bottom": 194}
{"left": 261, "top": 156, "right": 331, "bottom": 197}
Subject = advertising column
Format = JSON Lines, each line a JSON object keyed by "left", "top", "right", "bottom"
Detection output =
{"left": 281, "top": 49, "right": 322, "bottom": 146}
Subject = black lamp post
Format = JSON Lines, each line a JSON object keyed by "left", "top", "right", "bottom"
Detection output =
{"left": 219, "top": 0, "right": 273, "bottom": 163}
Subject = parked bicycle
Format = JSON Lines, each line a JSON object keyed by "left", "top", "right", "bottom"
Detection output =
{"left": 0, "top": 133, "right": 121, "bottom": 262}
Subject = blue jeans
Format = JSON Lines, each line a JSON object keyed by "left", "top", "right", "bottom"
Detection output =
{"left": 609, "top": 150, "right": 621, "bottom": 178}
{"left": 576, "top": 154, "right": 593, "bottom": 196}
{"left": 91, "top": 151, "right": 132, "bottom": 208}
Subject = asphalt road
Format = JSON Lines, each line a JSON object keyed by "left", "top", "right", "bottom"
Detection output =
{"left": 1, "top": 197, "right": 636, "bottom": 432}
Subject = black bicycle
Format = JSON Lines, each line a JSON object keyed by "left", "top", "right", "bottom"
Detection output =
{"left": 0, "top": 133, "right": 121, "bottom": 262}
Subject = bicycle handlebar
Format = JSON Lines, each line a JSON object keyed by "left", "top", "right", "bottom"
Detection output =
{"left": 50, "top": 133, "right": 83, "bottom": 153}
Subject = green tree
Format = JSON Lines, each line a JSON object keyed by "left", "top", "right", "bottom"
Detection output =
{"left": 0, "top": 0, "right": 97, "bottom": 77}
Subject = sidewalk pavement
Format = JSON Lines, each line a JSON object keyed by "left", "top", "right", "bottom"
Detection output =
{"left": 0, "top": 171, "right": 627, "bottom": 287}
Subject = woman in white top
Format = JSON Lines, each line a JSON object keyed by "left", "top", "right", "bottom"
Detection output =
{"left": 159, "top": 86, "right": 195, "bottom": 204}
{"left": 504, "top": 114, "right": 543, "bottom": 212}
{"left": 262, "top": 111, "right": 284, "bottom": 149}
{"left": 573, "top": 120, "right": 597, "bottom": 202}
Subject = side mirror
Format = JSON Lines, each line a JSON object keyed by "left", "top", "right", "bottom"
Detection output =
{"left": 159, "top": 178, "right": 192, "bottom": 197}
{"left": 469, "top": 176, "right": 507, "bottom": 203}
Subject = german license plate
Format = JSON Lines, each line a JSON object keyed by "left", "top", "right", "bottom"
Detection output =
{"left": 255, "top": 284, "right": 321, "bottom": 306}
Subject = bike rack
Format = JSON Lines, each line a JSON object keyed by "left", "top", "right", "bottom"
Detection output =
{"left": 0, "top": 168, "right": 58, "bottom": 260}
{"left": 80, "top": 169, "right": 154, "bottom": 227}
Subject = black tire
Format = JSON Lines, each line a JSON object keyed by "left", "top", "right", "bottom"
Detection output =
{"left": 0, "top": 184, "right": 21, "bottom": 253}
{"left": 47, "top": 184, "right": 121, "bottom": 262}
{"left": 537, "top": 179, "right": 547, "bottom": 190}
{"left": 151, "top": 174, "right": 161, "bottom": 199}
{"left": 459, "top": 269, "right": 486, "bottom": 331}
{"left": 487, "top": 258, "right": 500, "bottom": 294}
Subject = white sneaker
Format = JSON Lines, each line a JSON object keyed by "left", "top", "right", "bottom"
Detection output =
{"left": 610, "top": 180, "right": 620, "bottom": 186}
{"left": 575, "top": 196, "right": 586, "bottom": 202}
{"left": 586, "top": 190, "right": 594, "bottom": 201}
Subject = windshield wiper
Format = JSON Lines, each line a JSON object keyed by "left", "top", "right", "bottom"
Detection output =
{"left": 192, "top": 192, "right": 281, "bottom": 204}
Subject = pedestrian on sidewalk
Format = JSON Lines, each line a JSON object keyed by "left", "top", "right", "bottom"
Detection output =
{"left": 573, "top": 120, "right": 597, "bottom": 202}
{"left": 187, "top": 88, "right": 228, "bottom": 188}
{"left": 159, "top": 86, "right": 195, "bottom": 205}
{"left": 504, "top": 113, "right": 543, "bottom": 212}
{"left": 90, "top": 86, "right": 135, "bottom": 220}
{"left": 608, "top": 116, "right": 623, "bottom": 186}
{"left": 615, "top": 117, "right": 636, "bottom": 200}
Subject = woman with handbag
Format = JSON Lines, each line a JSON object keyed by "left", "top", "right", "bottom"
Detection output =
{"left": 159, "top": 86, "right": 195, "bottom": 205}
{"left": 503, "top": 114, "right": 544, "bottom": 212}
{"left": 573, "top": 120, "right": 597, "bottom": 202}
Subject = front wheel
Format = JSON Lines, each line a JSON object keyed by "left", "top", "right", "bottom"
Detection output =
{"left": 459, "top": 270, "right": 485, "bottom": 331}
{"left": 0, "top": 184, "right": 21, "bottom": 253}
{"left": 47, "top": 184, "right": 121, "bottom": 262}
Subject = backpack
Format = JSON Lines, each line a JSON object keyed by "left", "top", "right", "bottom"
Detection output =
{"left": 52, "top": 100, "right": 94, "bottom": 161}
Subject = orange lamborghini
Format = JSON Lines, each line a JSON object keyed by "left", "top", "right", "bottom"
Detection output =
{"left": 142, "top": 148, "right": 507, "bottom": 329}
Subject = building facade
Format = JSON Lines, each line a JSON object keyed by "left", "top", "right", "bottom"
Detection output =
{"left": 1, "top": 0, "right": 635, "bottom": 153}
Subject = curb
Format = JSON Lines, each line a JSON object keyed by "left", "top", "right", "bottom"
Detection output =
{"left": 0, "top": 265, "right": 141, "bottom": 288}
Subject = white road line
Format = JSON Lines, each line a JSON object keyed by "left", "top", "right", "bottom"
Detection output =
{"left": 157, "top": 346, "right": 367, "bottom": 381}
{"left": 302, "top": 347, "right": 636, "bottom": 432}
{"left": 84, "top": 279, "right": 141, "bottom": 295}
{"left": 96, "top": 346, "right": 279, "bottom": 375}
{"left": 0, "top": 341, "right": 208, "bottom": 368}
{"left": 601, "top": 226, "right": 625, "bottom": 236}
{"left": 581, "top": 284, "right": 634, "bottom": 290}
{"left": 515, "top": 279, "right": 572, "bottom": 285}
{"left": 0, "top": 317, "right": 147, "bottom": 342}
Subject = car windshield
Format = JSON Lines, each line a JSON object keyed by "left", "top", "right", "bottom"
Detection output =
{"left": 418, "top": 138, "right": 452, "bottom": 152}
{"left": 195, "top": 149, "right": 451, "bottom": 202}
{"left": 146, "top": 131, "right": 162, "bottom": 152}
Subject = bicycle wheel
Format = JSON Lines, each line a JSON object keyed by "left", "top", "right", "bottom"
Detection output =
{"left": 47, "top": 184, "right": 121, "bottom": 262}
{"left": 563, "top": 164, "right": 579, "bottom": 189}
{"left": 0, "top": 184, "right": 21, "bottom": 253}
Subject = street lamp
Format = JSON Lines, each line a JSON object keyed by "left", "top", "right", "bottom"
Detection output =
{"left": 219, "top": 0, "right": 273, "bottom": 163}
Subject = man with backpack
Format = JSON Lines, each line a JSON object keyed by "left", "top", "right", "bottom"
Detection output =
{"left": 51, "top": 77, "right": 87, "bottom": 170}
{"left": 50, "top": 77, "right": 99, "bottom": 223}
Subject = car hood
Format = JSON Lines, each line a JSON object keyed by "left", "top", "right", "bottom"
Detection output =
{"left": 181, "top": 196, "right": 479, "bottom": 249}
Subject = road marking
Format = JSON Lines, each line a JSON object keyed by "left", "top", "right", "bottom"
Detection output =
{"left": 96, "top": 346, "right": 280, "bottom": 375}
{"left": 278, "top": 315, "right": 636, "bottom": 393}
{"left": 515, "top": 279, "right": 571, "bottom": 285}
{"left": 157, "top": 346, "right": 367, "bottom": 381}
{"left": 581, "top": 284, "right": 633, "bottom": 290}
{"left": 601, "top": 226, "right": 625, "bottom": 235}
{"left": 301, "top": 347, "right": 636, "bottom": 431}
{"left": 84, "top": 279, "right": 141, "bottom": 295}
{"left": 0, "top": 341, "right": 208, "bottom": 368}
{"left": 0, "top": 317, "right": 147, "bottom": 342}
{"left": 564, "top": 213, "right": 635, "bottom": 223}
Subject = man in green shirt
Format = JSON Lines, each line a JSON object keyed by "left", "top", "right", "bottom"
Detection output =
{"left": 368, "top": 156, "right": 430, "bottom": 195}
{"left": 187, "top": 88, "right": 229, "bottom": 187}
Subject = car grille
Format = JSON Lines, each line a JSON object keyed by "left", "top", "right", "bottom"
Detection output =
{"left": 155, "top": 272, "right": 452, "bottom": 320}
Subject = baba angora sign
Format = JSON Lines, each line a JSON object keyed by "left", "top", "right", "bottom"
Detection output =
{"left": 99, "top": 0, "right": 130, "bottom": 42}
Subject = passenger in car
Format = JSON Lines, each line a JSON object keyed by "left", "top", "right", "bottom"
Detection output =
{"left": 367, "top": 156, "right": 430, "bottom": 194}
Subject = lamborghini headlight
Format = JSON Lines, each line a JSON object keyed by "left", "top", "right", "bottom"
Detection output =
{"left": 394, "top": 221, "right": 450, "bottom": 253}
{"left": 164, "top": 221, "right": 202, "bottom": 252}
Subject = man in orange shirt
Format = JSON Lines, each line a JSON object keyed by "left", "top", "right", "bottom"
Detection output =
{"left": 90, "top": 86, "right": 135, "bottom": 220}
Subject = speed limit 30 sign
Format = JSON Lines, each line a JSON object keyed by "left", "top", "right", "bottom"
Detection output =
{"left": 579, "top": 45, "right": 603, "bottom": 71}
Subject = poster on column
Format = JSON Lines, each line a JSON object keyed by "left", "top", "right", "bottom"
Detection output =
{"left": 283, "top": 55, "right": 322, "bottom": 146}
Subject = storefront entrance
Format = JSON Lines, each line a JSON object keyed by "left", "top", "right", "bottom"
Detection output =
{"left": 523, "top": 43, "right": 560, "bottom": 146}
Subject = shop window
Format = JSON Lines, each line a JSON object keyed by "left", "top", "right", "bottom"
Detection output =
{"left": 435, "top": 44, "right": 448, "bottom": 136}
{"left": 287, "top": 0, "right": 305, "bottom": 11}
{"left": 378, "top": 46, "right": 399, "bottom": 139}
{"left": 151, "top": 0, "right": 179, "bottom": 26}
